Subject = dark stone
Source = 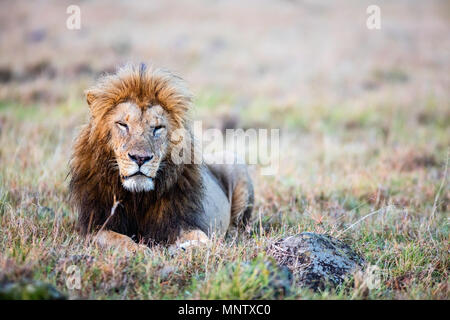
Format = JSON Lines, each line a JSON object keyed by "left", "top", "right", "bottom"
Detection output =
{"left": 267, "top": 232, "right": 365, "bottom": 291}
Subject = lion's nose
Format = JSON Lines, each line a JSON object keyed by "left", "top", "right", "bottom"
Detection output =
{"left": 128, "top": 153, "right": 153, "bottom": 167}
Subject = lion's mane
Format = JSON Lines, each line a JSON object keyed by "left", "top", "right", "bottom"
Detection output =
{"left": 69, "top": 64, "right": 205, "bottom": 244}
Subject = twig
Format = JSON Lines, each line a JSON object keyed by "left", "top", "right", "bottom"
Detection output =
{"left": 338, "top": 206, "right": 391, "bottom": 236}
{"left": 428, "top": 149, "right": 449, "bottom": 232}
{"left": 96, "top": 195, "right": 120, "bottom": 236}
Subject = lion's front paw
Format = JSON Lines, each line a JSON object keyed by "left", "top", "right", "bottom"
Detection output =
{"left": 128, "top": 243, "right": 151, "bottom": 255}
{"left": 168, "top": 230, "right": 210, "bottom": 255}
{"left": 179, "top": 239, "right": 209, "bottom": 250}
{"left": 94, "top": 230, "right": 151, "bottom": 256}
{"left": 168, "top": 240, "right": 207, "bottom": 255}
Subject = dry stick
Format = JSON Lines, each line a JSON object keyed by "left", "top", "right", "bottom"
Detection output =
{"left": 84, "top": 210, "right": 95, "bottom": 246}
{"left": 428, "top": 149, "right": 449, "bottom": 232}
{"left": 258, "top": 207, "right": 264, "bottom": 237}
{"left": 338, "top": 206, "right": 392, "bottom": 237}
{"left": 95, "top": 195, "right": 121, "bottom": 237}
{"left": 204, "top": 247, "right": 210, "bottom": 280}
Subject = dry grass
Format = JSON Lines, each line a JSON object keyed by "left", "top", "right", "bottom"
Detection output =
{"left": 0, "top": 0, "right": 449, "bottom": 299}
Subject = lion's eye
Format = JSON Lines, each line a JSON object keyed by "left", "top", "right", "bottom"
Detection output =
{"left": 153, "top": 125, "right": 165, "bottom": 137}
{"left": 116, "top": 121, "right": 128, "bottom": 131}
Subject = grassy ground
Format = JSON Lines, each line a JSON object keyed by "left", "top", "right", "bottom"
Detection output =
{"left": 0, "top": 93, "right": 448, "bottom": 300}
{"left": 0, "top": 0, "right": 449, "bottom": 299}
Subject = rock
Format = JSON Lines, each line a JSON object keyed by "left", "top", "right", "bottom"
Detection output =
{"left": 0, "top": 280, "right": 66, "bottom": 300}
{"left": 267, "top": 232, "right": 365, "bottom": 291}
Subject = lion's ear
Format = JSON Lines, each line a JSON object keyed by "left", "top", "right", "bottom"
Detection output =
{"left": 85, "top": 91, "right": 96, "bottom": 107}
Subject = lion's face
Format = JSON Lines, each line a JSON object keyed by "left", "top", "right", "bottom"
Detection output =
{"left": 108, "top": 101, "right": 170, "bottom": 192}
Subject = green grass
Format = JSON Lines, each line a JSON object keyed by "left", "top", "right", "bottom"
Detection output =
{"left": 0, "top": 94, "right": 448, "bottom": 300}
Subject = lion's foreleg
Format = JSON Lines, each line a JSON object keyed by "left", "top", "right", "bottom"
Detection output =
{"left": 93, "top": 230, "right": 149, "bottom": 255}
{"left": 171, "top": 229, "right": 210, "bottom": 251}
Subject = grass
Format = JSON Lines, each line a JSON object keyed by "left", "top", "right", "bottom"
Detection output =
{"left": 0, "top": 93, "right": 448, "bottom": 300}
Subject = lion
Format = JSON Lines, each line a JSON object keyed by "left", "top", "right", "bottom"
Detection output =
{"left": 69, "top": 63, "right": 253, "bottom": 253}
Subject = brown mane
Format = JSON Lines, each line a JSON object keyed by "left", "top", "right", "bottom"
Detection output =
{"left": 69, "top": 64, "right": 205, "bottom": 245}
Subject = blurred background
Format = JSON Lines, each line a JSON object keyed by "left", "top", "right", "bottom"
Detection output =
{"left": 1, "top": 0, "right": 448, "bottom": 194}
{"left": 1, "top": 0, "right": 448, "bottom": 108}
{"left": 0, "top": 0, "right": 448, "bottom": 299}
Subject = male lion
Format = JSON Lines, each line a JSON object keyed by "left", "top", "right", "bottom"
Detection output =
{"left": 69, "top": 63, "right": 253, "bottom": 253}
